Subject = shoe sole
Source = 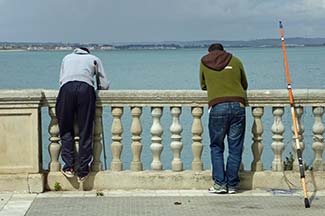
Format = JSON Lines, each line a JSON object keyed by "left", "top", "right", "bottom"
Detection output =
{"left": 61, "top": 169, "right": 74, "bottom": 178}
{"left": 77, "top": 178, "right": 86, "bottom": 183}
{"left": 77, "top": 173, "right": 90, "bottom": 183}
{"left": 62, "top": 173, "right": 74, "bottom": 178}
{"left": 208, "top": 188, "right": 227, "bottom": 194}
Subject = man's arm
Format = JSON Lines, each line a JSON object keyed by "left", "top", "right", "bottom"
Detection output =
{"left": 96, "top": 58, "right": 110, "bottom": 90}
{"left": 239, "top": 61, "right": 248, "bottom": 90}
{"left": 59, "top": 61, "right": 64, "bottom": 86}
{"left": 200, "top": 63, "right": 207, "bottom": 90}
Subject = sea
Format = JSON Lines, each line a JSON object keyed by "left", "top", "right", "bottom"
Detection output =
{"left": 1, "top": 47, "right": 325, "bottom": 171}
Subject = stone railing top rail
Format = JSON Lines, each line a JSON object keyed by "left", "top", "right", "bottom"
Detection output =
{"left": 1, "top": 89, "right": 325, "bottom": 107}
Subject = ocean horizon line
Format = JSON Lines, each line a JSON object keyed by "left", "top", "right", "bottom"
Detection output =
{"left": 1, "top": 37, "right": 325, "bottom": 51}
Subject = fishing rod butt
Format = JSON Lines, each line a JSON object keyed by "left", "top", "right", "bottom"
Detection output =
{"left": 304, "top": 198, "right": 310, "bottom": 208}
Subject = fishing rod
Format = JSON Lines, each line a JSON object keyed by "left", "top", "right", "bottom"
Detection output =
{"left": 279, "top": 21, "right": 310, "bottom": 208}
{"left": 94, "top": 60, "right": 108, "bottom": 170}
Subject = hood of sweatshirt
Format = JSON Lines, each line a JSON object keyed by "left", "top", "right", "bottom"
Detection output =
{"left": 201, "top": 50, "right": 232, "bottom": 71}
{"left": 73, "top": 48, "right": 89, "bottom": 55}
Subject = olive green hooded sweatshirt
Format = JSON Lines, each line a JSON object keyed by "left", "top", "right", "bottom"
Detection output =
{"left": 200, "top": 50, "right": 248, "bottom": 107}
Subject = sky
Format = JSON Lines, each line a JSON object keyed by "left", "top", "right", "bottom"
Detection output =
{"left": 0, "top": 0, "right": 325, "bottom": 43}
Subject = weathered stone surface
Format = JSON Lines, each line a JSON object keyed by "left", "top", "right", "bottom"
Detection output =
{"left": 46, "top": 170, "right": 325, "bottom": 191}
{"left": 0, "top": 173, "right": 44, "bottom": 193}
{"left": 0, "top": 90, "right": 42, "bottom": 174}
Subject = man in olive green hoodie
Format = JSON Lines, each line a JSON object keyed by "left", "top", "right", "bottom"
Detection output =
{"left": 200, "top": 43, "right": 248, "bottom": 194}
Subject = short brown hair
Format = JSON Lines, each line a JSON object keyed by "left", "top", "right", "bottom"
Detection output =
{"left": 208, "top": 43, "right": 224, "bottom": 52}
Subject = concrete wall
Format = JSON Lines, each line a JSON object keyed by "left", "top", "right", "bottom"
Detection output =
{"left": 1, "top": 89, "right": 325, "bottom": 193}
{"left": 0, "top": 90, "right": 43, "bottom": 193}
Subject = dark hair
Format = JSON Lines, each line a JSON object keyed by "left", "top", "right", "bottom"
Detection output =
{"left": 79, "top": 47, "right": 90, "bottom": 53}
{"left": 208, "top": 43, "right": 224, "bottom": 52}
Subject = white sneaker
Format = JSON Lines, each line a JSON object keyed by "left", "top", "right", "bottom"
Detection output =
{"left": 228, "top": 187, "right": 237, "bottom": 194}
{"left": 61, "top": 168, "right": 75, "bottom": 178}
{"left": 77, "top": 172, "right": 90, "bottom": 183}
{"left": 208, "top": 184, "right": 227, "bottom": 194}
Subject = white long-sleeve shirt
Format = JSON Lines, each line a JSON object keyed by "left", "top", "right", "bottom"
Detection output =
{"left": 59, "top": 48, "right": 110, "bottom": 89}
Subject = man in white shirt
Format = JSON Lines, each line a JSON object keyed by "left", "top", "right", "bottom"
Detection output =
{"left": 56, "top": 47, "right": 109, "bottom": 182}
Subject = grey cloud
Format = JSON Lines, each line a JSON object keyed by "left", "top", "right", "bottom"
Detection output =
{"left": 0, "top": 0, "right": 324, "bottom": 42}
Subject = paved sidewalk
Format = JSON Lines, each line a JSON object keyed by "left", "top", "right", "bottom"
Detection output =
{"left": 1, "top": 189, "right": 325, "bottom": 216}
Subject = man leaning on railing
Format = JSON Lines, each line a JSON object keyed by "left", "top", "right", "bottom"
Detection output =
{"left": 200, "top": 43, "right": 248, "bottom": 194}
{"left": 56, "top": 47, "right": 109, "bottom": 183}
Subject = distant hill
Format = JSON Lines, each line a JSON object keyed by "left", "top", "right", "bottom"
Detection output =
{"left": 116, "top": 37, "right": 325, "bottom": 49}
{"left": 1, "top": 38, "right": 325, "bottom": 50}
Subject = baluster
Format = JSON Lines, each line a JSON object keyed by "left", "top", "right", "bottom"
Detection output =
{"left": 130, "top": 107, "right": 143, "bottom": 171}
{"left": 312, "top": 107, "right": 325, "bottom": 171}
{"left": 150, "top": 107, "right": 164, "bottom": 170}
{"left": 191, "top": 107, "right": 203, "bottom": 171}
{"left": 271, "top": 107, "right": 285, "bottom": 171}
{"left": 48, "top": 107, "right": 61, "bottom": 171}
{"left": 251, "top": 107, "right": 264, "bottom": 171}
{"left": 111, "top": 107, "right": 123, "bottom": 171}
{"left": 291, "top": 107, "right": 305, "bottom": 171}
{"left": 92, "top": 107, "right": 103, "bottom": 171}
{"left": 170, "top": 107, "right": 183, "bottom": 171}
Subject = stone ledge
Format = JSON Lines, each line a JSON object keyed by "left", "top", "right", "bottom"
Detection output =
{"left": 46, "top": 170, "right": 325, "bottom": 192}
{"left": 47, "top": 170, "right": 211, "bottom": 191}
{"left": 0, "top": 173, "right": 44, "bottom": 193}
{"left": 2, "top": 171, "right": 324, "bottom": 193}
{"left": 241, "top": 171, "right": 325, "bottom": 191}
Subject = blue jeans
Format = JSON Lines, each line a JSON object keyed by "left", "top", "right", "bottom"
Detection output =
{"left": 208, "top": 102, "right": 246, "bottom": 188}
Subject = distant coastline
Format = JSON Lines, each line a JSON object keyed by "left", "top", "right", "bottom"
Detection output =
{"left": 0, "top": 49, "right": 26, "bottom": 52}
{"left": 1, "top": 37, "right": 325, "bottom": 51}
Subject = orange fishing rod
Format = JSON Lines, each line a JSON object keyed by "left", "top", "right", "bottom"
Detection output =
{"left": 279, "top": 21, "right": 310, "bottom": 208}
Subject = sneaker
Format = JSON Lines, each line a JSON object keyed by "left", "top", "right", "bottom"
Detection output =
{"left": 61, "top": 168, "right": 75, "bottom": 178}
{"left": 228, "top": 187, "right": 237, "bottom": 194}
{"left": 208, "top": 183, "right": 227, "bottom": 194}
{"left": 77, "top": 172, "right": 90, "bottom": 183}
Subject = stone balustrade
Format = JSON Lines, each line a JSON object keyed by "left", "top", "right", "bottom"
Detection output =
{"left": 1, "top": 89, "right": 325, "bottom": 192}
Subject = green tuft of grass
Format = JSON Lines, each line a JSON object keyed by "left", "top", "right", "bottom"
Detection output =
{"left": 54, "top": 182, "right": 62, "bottom": 191}
{"left": 284, "top": 152, "right": 294, "bottom": 171}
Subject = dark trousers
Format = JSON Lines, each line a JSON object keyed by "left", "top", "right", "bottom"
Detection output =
{"left": 56, "top": 81, "right": 96, "bottom": 177}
